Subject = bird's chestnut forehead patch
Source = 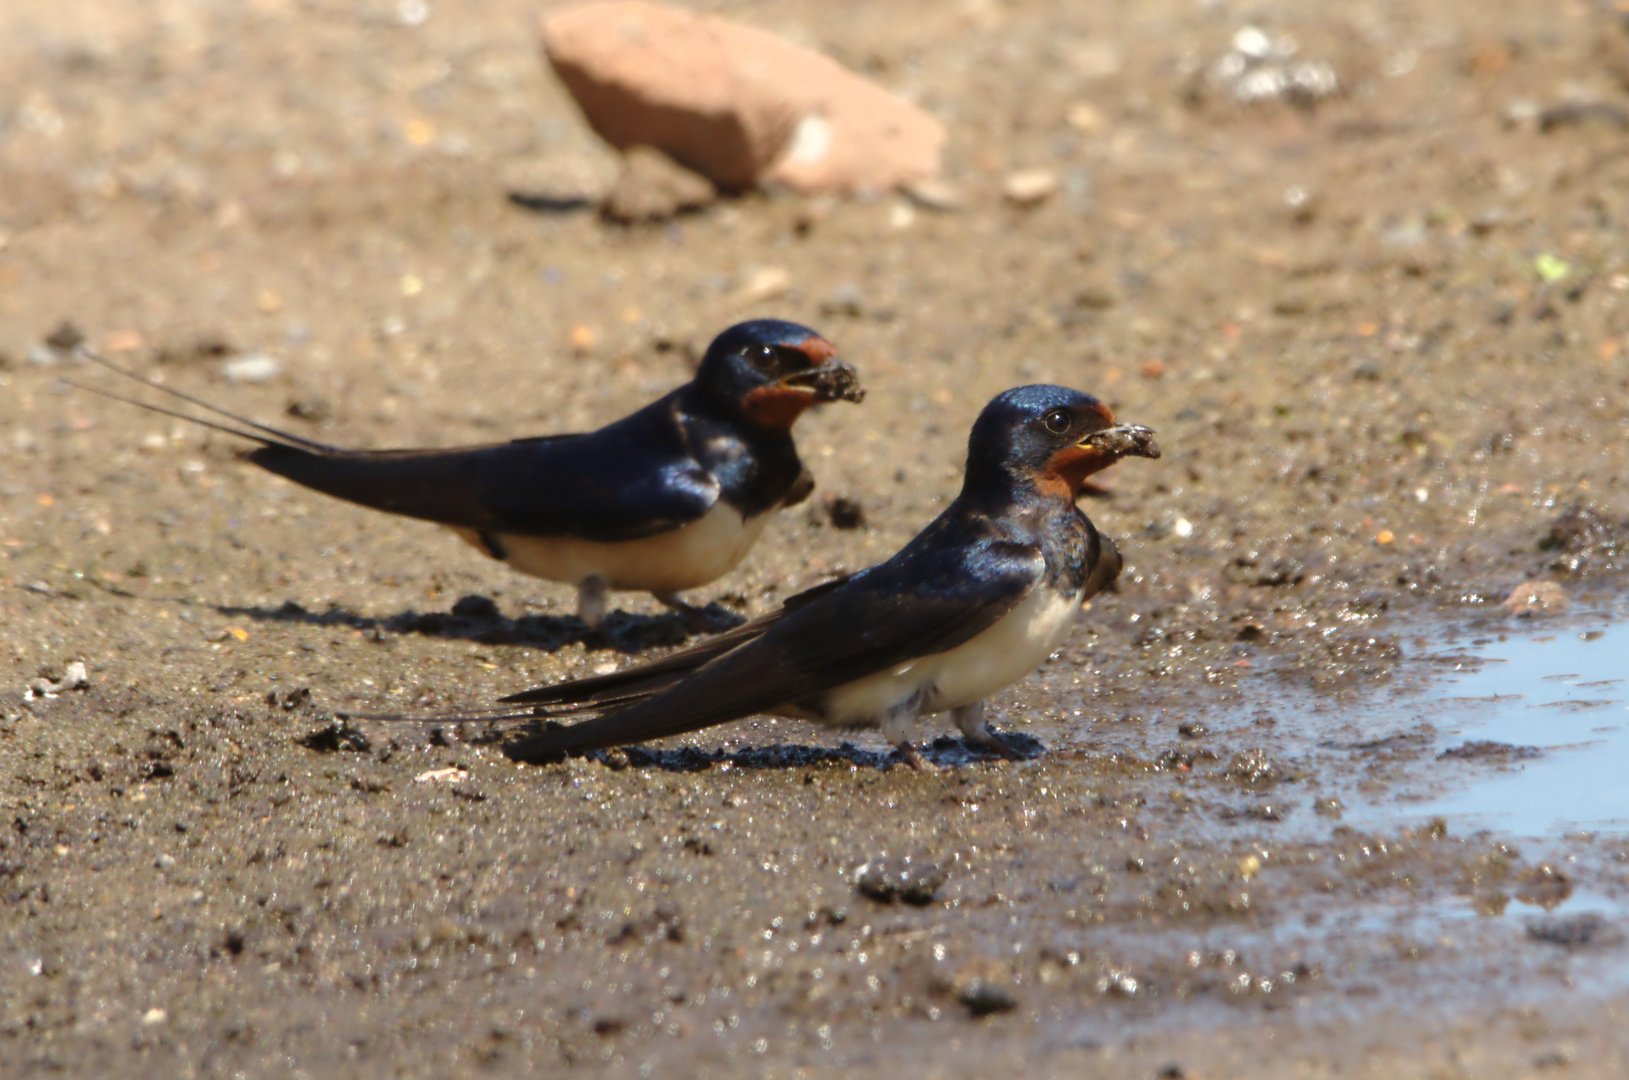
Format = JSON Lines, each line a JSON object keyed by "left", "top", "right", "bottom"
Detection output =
{"left": 790, "top": 336, "right": 838, "bottom": 366}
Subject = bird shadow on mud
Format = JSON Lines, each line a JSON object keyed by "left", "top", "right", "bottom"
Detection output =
{"left": 211, "top": 592, "right": 740, "bottom": 654}
{"left": 475, "top": 733, "right": 1050, "bottom": 772}
{"left": 304, "top": 711, "right": 1045, "bottom": 771}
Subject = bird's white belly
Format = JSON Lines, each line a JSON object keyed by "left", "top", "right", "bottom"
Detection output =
{"left": 450, "top": 502, "right": 773, "bottom": 593}
{"left": 815, "top": 586, "right": 1080, "bottom": 726}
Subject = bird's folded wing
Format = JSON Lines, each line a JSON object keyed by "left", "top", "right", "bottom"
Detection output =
{"left": 504, "top": 541, "right": 1043, "bottom": 756}
{"left": 249, "top": 436, "right": 721, "bottom": 541}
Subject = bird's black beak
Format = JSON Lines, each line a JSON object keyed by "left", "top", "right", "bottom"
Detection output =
{"left": 1080, "top": 423, "right": 1161, "bottom": 460}
{"left": 778, "top": 359, "right": 866, "bottom": 404}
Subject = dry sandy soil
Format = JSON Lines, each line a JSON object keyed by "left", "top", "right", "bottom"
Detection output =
{"left": 5, "top": 0, "right": 1629, "bottom": 1076}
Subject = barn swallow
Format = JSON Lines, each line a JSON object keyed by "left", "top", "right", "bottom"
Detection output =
{"left": 72, "top": 320, "right": 864, "bottom": 629}
{"left": 465, "top": 385, "right": 1159, "bottom": 768}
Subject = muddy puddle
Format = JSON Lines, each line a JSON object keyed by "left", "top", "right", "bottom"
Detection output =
{"left": 1381, "top": 615, "right": 1629, "bottom": 836}
{"left": 982, "top": 591, "right": 1629, "bottom": 1043}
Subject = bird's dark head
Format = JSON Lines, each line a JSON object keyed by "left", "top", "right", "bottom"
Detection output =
{"left": 694, "top": 320, "right": 865, "bottom": 428}
{"left": 963, "top": 384, "right": 1161, "bottom": 500}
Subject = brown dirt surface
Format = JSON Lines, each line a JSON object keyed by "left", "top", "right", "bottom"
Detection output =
{"left": 4, "top": 1, "right": 1629, "bottom": 1076}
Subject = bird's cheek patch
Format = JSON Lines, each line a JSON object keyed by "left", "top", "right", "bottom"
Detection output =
{"left": 742, "top": 385, "right": 819, "bottom": 427}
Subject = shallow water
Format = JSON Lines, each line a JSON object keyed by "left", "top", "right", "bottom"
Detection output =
{"left": 1387, "top": 615, "right": 1629, "bottom": 837}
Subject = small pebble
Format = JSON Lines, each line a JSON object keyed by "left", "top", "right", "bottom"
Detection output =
{"left": 568, "top": 324, "right": 598, "bottom": 353}
{"left": 1503, "top": 578, "right": 1567, "bottom": 617}
{"left": 45, "top": 320, "right": 85, "bottom": 351}
{"left": 958, "top": 981, "right": 1017, "bottom": 1017}
{"left": 728, "top": 266, "right": 792, "bottom": 308}
{"left": 600, "top": 146, "right": 717, "bottom": 224}
{"left": 901, "top": 178, "right": 964, "bottom": 211}
{"left": 26, "top": 660, "right": 89, "bottom": 699}
{"left": 1003, "top": 169, "right": 1059, "bottom": 207}
{"left": 222, "top": 353, "right": 282, "bottom": 384}
{"left": 824, "top": 496, "right": 866, "bottom": 530}
{"left": 414, "top": 767, "right": 470, "bottom": 784}
{"left": 102, "top": 330, "right": 145, "bottom": 354}
{"left": 1065, "top": 101, "right": 1107, "bottom": 133}
{"left": 854, "top": 855, "right": 947, "bottom": 905}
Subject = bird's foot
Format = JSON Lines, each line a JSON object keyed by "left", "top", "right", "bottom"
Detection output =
{"left": 894, "top": 742, "right": 937, "bottom": 772}
{"left": 952, "top": 702, "right": 1029, "bottom": 762}
{"left": 969, "top": 727, "right": 1029, "bottom": 762}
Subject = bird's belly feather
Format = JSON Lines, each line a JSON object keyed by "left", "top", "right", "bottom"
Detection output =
{"left": 449, "top": 503, "right": 772, "bottom": 592}
{"left": 813, "top": 587, "right": 1079, "bottom": 726}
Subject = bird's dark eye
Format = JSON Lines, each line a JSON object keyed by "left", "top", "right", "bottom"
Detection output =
{"left": 1042, "top": 409, "right": 1071, "bottom": 434}
{"left": 754, "top": 344, "right": 779, "bottom": 365}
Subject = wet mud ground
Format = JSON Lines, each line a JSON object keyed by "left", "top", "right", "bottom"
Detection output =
{"left": 5, "top": 0, "right": 1629, "bottom": 1075}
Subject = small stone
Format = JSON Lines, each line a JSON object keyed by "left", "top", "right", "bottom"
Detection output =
{"left": 141, "top": 1008, "right": 168, "bottom": 1026}
{"left": 1002, "top": 169, "right": 1059, "bottom": 206}
{"left": 727, "top": 266, "right": 791, "bottom": 309}
{"left": 1514, "top": 864, "right": 1574, "bottom": 910}
{"left": 958, "top": 981, "right": 1017, "bottom": 1017}
{"left": 1226, "top": 748, "right": 1286, "bottom": 789}
{"left": 1540, "top": 503, "right": 1626, "bottom": 574}
{"left": 25, "top": 661, "right": 89, "bottom": 700}
{"left": 1065, "top": 101, "right": 1106, "bottom": 133}
{"left": 568, "top": 324, "right": 598, "bottom": 353}
{"left": 45, "top": 320, "right": 85, "bottom": 351}
{"left": 1232, "top": 26, "right": 1274, "bottom": 61}
{"left": 286, "top": 396, "right": 332, "bottom": 423}
{"left": 414, "top": 766, "right": 471, "bottom": 784}
{"left": 1503, "top": 578, "right": 1567, "bottom": 617}
{"left": 222, "top": 353, "right": 282, "bottom": 384}
{"left": 1177, "top": 721, "right": 1208, "bottom": 739}
{"left": 854, "top": 855, "right": 947, "bottom": 905}
{"left": 102, "top": 329, "right": 144, "bottom": 353}
{"left": 155, "top": 853, "right": 177, "bottom": 870}
{"left": 901, "top": 178, "right": 965, "bottom": 211}
{"left": 298, "top": 721, "right": 372, "bottom": 754}
{"left": 824, "top": 495, "right": 865, "bottom": 530}
{"left": 600, "top": 145, "right": 717, "bottom": 224}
